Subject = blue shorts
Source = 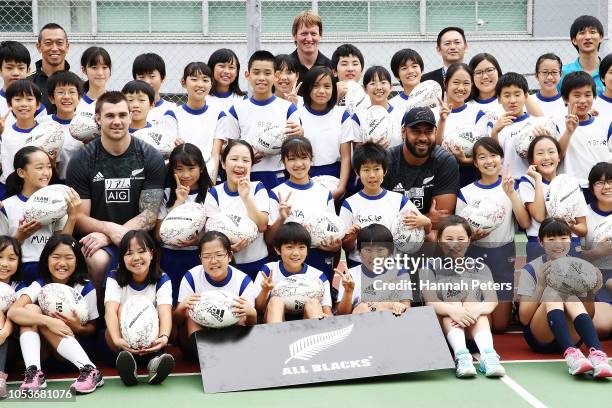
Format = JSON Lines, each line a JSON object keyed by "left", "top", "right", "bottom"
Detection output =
{"left": 22, "top": 262, "right": 40, "bottom": 285}
{"left": 0, "top": 182, "right": 6, "bottom": 200}
{"left": 160, "top": 248, "right": 200, "bottom": 305}
{"left": 235, "top": 257, "right": 269, "bottom": 281}
{"left": 468, "top": 242, "right": 515, "bottom": 301}
{"left": 310, "top": 162, "right": 341, "bottom": 179}
{"left": 523, "top": 324, "right": 582, "bottom": 354}
{"left": 250, "top": 170, "right": 286, "bottom": 191}
{"left": 306, "top": 247, "right": 336, "bottom": 282}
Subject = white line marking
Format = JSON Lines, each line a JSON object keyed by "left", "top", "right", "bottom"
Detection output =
{"left": 501, "top": 374, "right": 548, "bottom": 408}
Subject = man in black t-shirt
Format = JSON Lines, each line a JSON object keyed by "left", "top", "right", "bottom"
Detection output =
{"left": 66, "top": 91, "right": 165, "bottom": 290}
{"left": 383, "top": 107, "right": 459, "bottom": 239}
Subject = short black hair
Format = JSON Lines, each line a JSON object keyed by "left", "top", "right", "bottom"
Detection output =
{"left": 6, "top": 79, "right": 41, "bottom": 105}
{"left": 132, "top": 53, "right": 166, "bottom": 80}
{"left": 471, "top": 137, "right": 503, "bottom": 178}
{"left": 281, "top": 136, "right": 313, "bottom": 162}
{"left": 47, "top": 71, "right": 83, "bottom": 98}
{"left": 301, "top": 66, "right": 338, "bottom": 110}
{"left": 569, "top": 15, "right": 604, "bottom": 52}
{"left": 538, "top": 217, "right": 571, "bottom": 241}
{"left": 527, "top": 135, "right": 561, "bottom": 165}
{"left": 166, "top": 143, "right": 212, "bottom": 206}
{"left": 208, "top": 48, "right": 246, "bottom": 96}
{"left": 121, "top": 80, "right": 155, "bottom": 105}
{"left": 222, "top": 139, "right": 255, "bottom": 164}
{"left": 198, "top": 230, "right": 232, "bottom": 255}
{"left": 0, "top": 40, "right": 30, "bottom": 67}
{"left": 363, "top": 65, "right": 392, "bottom": 85}
{"left": 560, "top": 71, "right": 596, "bottom": 101}
{"left": 495, "top": 72, "right": 528, "bottom": 97}
{"left": 273, "top": 222, "right": 311, "bottom": 250}
{"left": 444, "top": 62, "right": 472, "bottom": 90}
{"left": 588, "top": 161, "right": 612, "bottom": 192}
{"left": 274, "top": 54, "right": 299, "bottom": 74}
{"left": 248, "top": 50, "right": 275, "bottom": 71}
{"left": 38, "top": 235, "right": 89, "bottom": 286}
{"left": 95, "top": 90, "right": 128, "bottom": 115}
{"left": 115, "top": 230, "right": 162, "bottom": 287}
{"left": 599, "top": 53, "right": 612, "bottom": 83}
{"left": 390, "top": 48, "right": 424, "bottom": 79}
{"left": 352, "top": 142, "right": 390, "bottom": 173}
{"left": 437, "top": 215, "right": 472, "bottom": 241}
{"left": 331, "top": 44, "right": 364, "bottom": 70}
{"left": 436, "top": 27, "right": 466, "bottom": 47}
{"left": 37, "top": 23, "right": 67, "bottom": 44}
{"left": 356, "top": 223, "right": 394, "bottom": 253}
{"left": 182, "top": 61, "right": 212, "bottom": 81}
{"left": 535, "top": 53, "right": 562, "bottom": 75}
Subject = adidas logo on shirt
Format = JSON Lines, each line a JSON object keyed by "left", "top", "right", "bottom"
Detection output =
{"left": 393, "top": 183, "right": 404, "bottom": 192}
{"left": 92, "top": 172, "right": 104, "bottom": 182}
{"left": 207, "top": 306, "right": 225, "bottom": 322}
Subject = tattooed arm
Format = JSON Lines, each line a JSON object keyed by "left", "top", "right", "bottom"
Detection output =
{"left": 123, "top": 189, "right": 164, "bottom": 231}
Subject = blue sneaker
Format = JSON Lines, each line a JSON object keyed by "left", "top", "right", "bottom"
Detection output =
{"left": 455, "top": 349, "right": 476, "bottom": 378}
{"left": 478, "top": 349, "right": 506, "bottom": 377}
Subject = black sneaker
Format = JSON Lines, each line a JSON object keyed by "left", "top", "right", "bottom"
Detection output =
{"left": 147, "top": 354, "right": 175, "bottom": 385}
{"left": 116, "top": 351, "right": 138, "bottom": 386}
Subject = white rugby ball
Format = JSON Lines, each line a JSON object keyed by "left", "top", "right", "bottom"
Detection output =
{"left": 311, "top": 175, "right": 340, "bottom": 192}
{"left": 159, "top": 202, "right": 206, "bottom": 247}
{"left": 392, "top": 202, "right": 425, "bottom": 254}
{"left": 69, "top": 111, "right": 99, "bottom": 143}
{"left": 592, "top": 216, "right": 612, "bottom": 243}
{"left": 26, "top": 120, "right": 64, "bottom": 155}
{"left": 344, "top": 80, "right": 371, "bottom": 115}
{"left": 254, "top": 121, "right": 286, "bottom": 155}
{"left": 547, "top": 257, "right": 600, "bottom": 295}
{"left": 188, "top": 290, "right": 240, "bottom": 328}
{"left": 0, "top": 282, "right": 16, "bottom": 312}
{"left": 271, "top": 275, "right": 324, "bottom": 313}
{"left": 459, "top": 199, "right": 506, "bottom": 232}
{"left": 39, "top": 283, "right": 89, "bottom": 324}
{"left": 120, "top": 295, "right": 159, "bottom": 349}
{"left": 441, "top": 126, "right": 483, "bottom": 158}
{"left": 545, "top": 174, "right": 583, "bottom": 219}
{"left": 132, "top": 127, "right": 174, "bottom": 159}
{"left": 206, "top": 212, "right": 258, "bottom": 244}
{"left": 405, "top": 80, "right": 442, "bottom": 111}
{"left": 23, "top": 184, "right": 70, "bottom": 225}
{"left": 360, "top": 105, "right": 393, "bottom": 145}
{"left": 511, "top": 116, "right": 559, "bottom": 159}
{"left": 302, "top": 212, "right": 346, "bottom": 248}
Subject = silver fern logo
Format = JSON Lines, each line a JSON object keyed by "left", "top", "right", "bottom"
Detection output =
{"left": 284, "top": 324, "right": 354, "bottom": 364}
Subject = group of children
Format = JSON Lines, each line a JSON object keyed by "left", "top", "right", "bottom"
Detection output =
{"left": 0, "top": 15, "right": 611, "bottom": 399}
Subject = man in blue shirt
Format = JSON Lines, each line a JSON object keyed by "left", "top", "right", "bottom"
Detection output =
{"left": 559, "top": 15, "right": 605, "bottom": 95}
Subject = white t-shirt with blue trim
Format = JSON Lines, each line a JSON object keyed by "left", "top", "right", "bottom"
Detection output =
{"left": 298, "top": 104, "right": 352, "bottom": 167}
{"left": 531, "top": 92, "right": 566, "bottom": 119}
{"left": 207, "top": 92, "right": 247, "bottom": 114}
{"left": 104, "top": 272, "right": 173, "bottom": 306}
{"left": 148, "top": 98, "right": 175, "bottom": 127}
{"left": 268, "top": 180, "right": 335, "bottom": 226}
{"left": 177, "top": 265, "right": 256, "bottom": 306}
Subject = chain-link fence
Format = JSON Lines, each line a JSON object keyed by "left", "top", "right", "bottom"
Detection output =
{"left": 0, "top": 1, "right": 610, "bottom": 104}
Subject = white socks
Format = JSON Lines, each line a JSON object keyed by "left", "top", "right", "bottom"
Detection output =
{"left": 446, "top": 328, "right": 467, "bottom": 353}
{"left": 19, "top": 331, "right": 41, "bottom": 369}
{"left": 473, "top": 330, "right": 495, "bottom": 353}
{"left": 57, "top": 337, "right": 95, "bottom": 369}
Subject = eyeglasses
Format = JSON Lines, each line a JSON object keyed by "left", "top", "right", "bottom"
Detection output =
{"left": 473, "top": 67, "right": 497, "bottom": 77}
{"left": 538, "top": 70, "right": 561, "bottom": 78}
{"left": 54, "top": 90, "right": 79, "bottom": 97}
{"left": 200, "top": 252, "right": 228, "bottom": 262}
{"left": 593, "top": 180, "right": 612, "bottom": 188}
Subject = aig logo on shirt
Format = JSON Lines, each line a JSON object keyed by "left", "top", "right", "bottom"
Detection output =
{"left": 105, "top": 178, "right": 131, "bottom": 203}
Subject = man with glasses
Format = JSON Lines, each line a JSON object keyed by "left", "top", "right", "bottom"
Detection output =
{"left": 29, "top": 23, "right": 72, "bottom": 113}
{"left": 422, "top": 27, "right": 468, "bottom": 97}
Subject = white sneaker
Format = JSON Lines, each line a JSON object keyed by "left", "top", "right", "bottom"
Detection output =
{"left": 478, "top": 349, "right": 506, "bottom": 377}
{"left": 455, "top": 349, "right": 477, "bottom": 378}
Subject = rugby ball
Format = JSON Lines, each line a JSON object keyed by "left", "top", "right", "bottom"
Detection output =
{"left": 511, "top": 117, "right": 559, "bottom": 159}
{"left": 302, "top": 212, "right": 346, "bottom": 248}
{"left": 120, "top": 295, "right": 159, "bottom": 349}
{"left": 547, "top": 257, "right": 600, "bottom": 295}
{"left": 344, "top": 80, "right": 371, "bottom": 116}
{"left": 254, "top": 121, "right": 286, "bottom": 155}
{"left": 132, "top": 127, "right": 174, "bottom": 159}
{"left": 360, "top": 105, "right": 393, "bottom": 145}
{"left": 545, "top": 174, "right": 583, "bottom": 219}
{"left": 206, "top": 212, "right": 258, "bottom": 245}
{"left": 270, "top": 275, "right": 324, "bottom": 313}
{"left": 23, "top": 184, "right": 71, "bottom": 225}
{"left": 405, "top": 80, "right": 442, "bottom": 111}
{"left": 592, "top": 216, "right": 612, "bottom": 243}
{"left": 391, "top": 202, "right": 425, "bottom": 253}
{"left": 459, "top": 199, "right": 506, "bottom": 232}
{"left": 188, "top": 290, "right": 240, "bottom": 328}
{"left": 441, "top": 126, "right": 484, "bottom": 158}
{"left": 311, "top": 175, "right": 340, "bottom": 192}
{"left": 0, "top": 282, "right": 16, "bottom": 312}
{"left": 39, "top": 283, "right": 89, "bottom": 324}
{"left": 159, "top": 202, "right": 206, "bottom": 247}
{"left": 26, "top": 120, "right": 64, "bottom": 155}
{"left": 69, "top": 111, "right": 99, "bottom": 143}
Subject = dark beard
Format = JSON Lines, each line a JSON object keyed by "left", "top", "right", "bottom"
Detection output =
{"left": 405, "top": 139, "right": 434, "bottom": 158}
